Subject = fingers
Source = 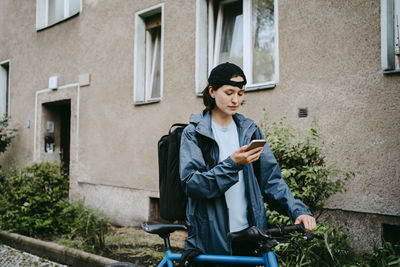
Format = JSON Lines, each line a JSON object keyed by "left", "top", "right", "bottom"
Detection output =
{"left": 231, "top": 147, "right": 263, "bottom": 165}
{"left": 247, "top": 148, "right": 263, "bottom": 163}
{"left": 295, "top": 215, "right": 316, "bottom": 232}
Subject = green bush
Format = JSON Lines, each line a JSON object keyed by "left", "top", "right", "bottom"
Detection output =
{"left": 0, "top": 162, "right": 69, "bottom": 236}
{"left": 259, "top": 114, "right": 355, "bottom": 265}
{"left": 275, "top": 223, "right": 353, "bottom": 267}
{"left": 59, "top": 200, "right": 110, "bottom": 251}
{"left": 0, "top": 162, "right": 110, "bottom": 251}
{"left": 0, "top": 116, "right": 18, "bottom": 168}
{"left": 260, "top": 114, "right": 353, "bottom": 216}
{"left": 351, "top": 242, "right": 400, "bottom": 267}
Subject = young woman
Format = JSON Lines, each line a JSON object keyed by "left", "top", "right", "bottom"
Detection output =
{"left": 179, "top": 62, "right": 315, "bottom": 263}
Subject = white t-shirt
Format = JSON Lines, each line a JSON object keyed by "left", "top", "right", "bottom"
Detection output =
{"left": 211, "top": 119, "right": 249, "bottom": 232}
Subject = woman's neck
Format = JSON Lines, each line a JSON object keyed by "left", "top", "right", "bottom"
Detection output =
{"left": 211, "top": 109, "right": 233, "bottom": 127}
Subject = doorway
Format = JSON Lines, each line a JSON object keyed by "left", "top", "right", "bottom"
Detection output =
{"left": 42, "top": 100, "right": 71, "bottom": 175}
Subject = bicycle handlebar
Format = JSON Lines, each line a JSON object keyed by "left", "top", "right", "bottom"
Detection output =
{"left": 265, "top": 223, "right": 304, "bottom": 235}
{"left": 227, "top": 223, "right": 312, "bottom": 243}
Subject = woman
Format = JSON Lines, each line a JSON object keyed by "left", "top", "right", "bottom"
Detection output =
{"left": 179, "top": 62, "right": 315, "bottom": 263}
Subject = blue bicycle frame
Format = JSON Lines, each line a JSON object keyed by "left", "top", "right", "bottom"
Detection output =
{"left": 157, "top": 249, "right": 279, "bottom": 267}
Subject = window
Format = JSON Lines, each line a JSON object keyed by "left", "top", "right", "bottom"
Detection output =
{"left": 36, "top": 0, "right": 81, "bottom": 31}
{"left": 381, "top": 0, "right": 400, "bottom": 72}
{"left": 196, "top": 0, "right": 278, "bottom": 93}
{"left": 0, "top": 61, "right": 9, "bottom": 118}
{"left": 134, "top": 4, "right": 164, "bottom": 105}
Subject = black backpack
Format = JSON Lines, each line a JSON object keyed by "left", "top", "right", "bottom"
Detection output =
{"left": 158, "top": 123, "right": 215, "bottom": 222}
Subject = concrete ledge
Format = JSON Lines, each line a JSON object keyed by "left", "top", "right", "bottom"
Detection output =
{"left": 0, "top": 231, "right": 118, "bottom": 267}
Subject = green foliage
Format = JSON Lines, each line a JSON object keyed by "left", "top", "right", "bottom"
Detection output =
{"left": 0, "top": 116, "right": 18, "bottom": 154}
{"left": 0, "top": 116, "right": 18, "bottom": 166}
{"left": 0, "top": 162, "right": 69, "bottom": 236}
{"left": 0, "top": 162, "right": 110, "bottom": 251}
{"left": 259, "top": 113, "right": 358, "bottom": 265}
{"left": 351, "top": 242, "right": 400, "bottom": 267}
{"left": 260, "top": 113, "right": 354, "bottom": 215}
{"left": 59, "top": 200, "right": 110, "bottom": 252}
{"left": 275, "top": 223, "right": 353, "bottom": 267}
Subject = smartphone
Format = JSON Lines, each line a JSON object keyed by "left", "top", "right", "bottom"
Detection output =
{"left": 245, "top": 139, "right": 266, "bottom": 151}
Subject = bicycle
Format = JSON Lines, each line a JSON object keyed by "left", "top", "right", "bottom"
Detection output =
{"left": 107, "top": 222, "right": 314, "bottom": 267}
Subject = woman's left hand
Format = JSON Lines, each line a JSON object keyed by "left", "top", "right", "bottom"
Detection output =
{"left": 294, "top": 214, "right": 316, "bottom": 232}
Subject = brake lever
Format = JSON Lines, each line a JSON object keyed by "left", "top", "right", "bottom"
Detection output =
{"left": 297, "top": 224, "right": 314, "bottom": 241}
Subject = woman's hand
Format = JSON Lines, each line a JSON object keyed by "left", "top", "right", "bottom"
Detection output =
{"left": 231, "top": 146, "right": 263, "bottom": 165}
{"left": 294, "top": 214, "right": 316, "bottom": 232}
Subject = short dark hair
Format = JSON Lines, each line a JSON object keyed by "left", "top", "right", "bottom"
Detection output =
{"left": 202, "top": 62, "right": 247, "bottom": 110}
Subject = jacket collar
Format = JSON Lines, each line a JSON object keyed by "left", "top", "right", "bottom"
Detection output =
{"left": 189, "top": 109, "right": 256, "bottom": 141}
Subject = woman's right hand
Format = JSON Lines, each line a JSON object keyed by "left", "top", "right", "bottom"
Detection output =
{"left": 231, "top": 146, "right": 263, "bottom": 165}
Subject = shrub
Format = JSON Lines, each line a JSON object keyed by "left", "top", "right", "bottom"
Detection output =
{"left": 259, "top": 114, "right": 353, "bottom": 216}
{"left": 275, "top": 223, "right": 354, "bottom": 267}
{"left": 259, "top": 113, "right": 356, "bottom": 265}
{"left": 58, "top": 200, "right": 110, "bottom": 252}
{"left": 0, "top": 162, "right": 110, "bottom": 252}
{"left": 0, "top": 162, "right": 69, "bottom": 236}
{"left": 0, "top": 116, "right": 17, "bottom": 155}
{"left": 352, "top": 242, "right": 400, "bottom": 267}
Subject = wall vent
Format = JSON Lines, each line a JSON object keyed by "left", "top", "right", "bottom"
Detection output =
{"left": 382, "top": 223, "right": 400, "bottom": 244}
{"left": 298, "top": 108, "right": 308, "bottom": 118}
{"left": 149, "top": 197, "right": 160, "bottom": 221}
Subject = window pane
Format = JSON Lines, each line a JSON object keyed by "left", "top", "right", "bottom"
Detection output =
{"left": 0, "top": 64, "right": 8, "bottom": 118}
{"left": 69, "top": 0, "right": 81, "bottom": 16}
{"left": 395, "top": 1, "right": 400, "bottom": 69}
{"left": 150, "top": 27, "right": 161, "bottom": 99}
{"left": 252, "top": 0, "right": 275, "bottom": 83}
{"left": 48, "top": 0, "right": 65, "bottom": 25}
{"left": 218, "top": 1, "right": 243, "bottom": 67}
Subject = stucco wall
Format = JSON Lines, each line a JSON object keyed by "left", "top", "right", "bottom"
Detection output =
{"left": 0, "top": 0, "right": 399, "bottom": 247}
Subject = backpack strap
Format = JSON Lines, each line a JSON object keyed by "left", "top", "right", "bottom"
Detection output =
{"left": 169, "top": 123, "right": 188, "bottom": 134}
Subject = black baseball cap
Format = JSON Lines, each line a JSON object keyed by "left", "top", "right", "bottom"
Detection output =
{"left": 208, "top": 62, "right": 247, "bottom": 89}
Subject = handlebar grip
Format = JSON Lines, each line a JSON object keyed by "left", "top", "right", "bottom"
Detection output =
{"left": 264, "top": 223, "right": 305, "bottom": 235}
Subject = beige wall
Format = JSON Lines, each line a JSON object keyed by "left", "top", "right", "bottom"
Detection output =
{"left": 0, "top": 0, "right": 399, "bottom": 250}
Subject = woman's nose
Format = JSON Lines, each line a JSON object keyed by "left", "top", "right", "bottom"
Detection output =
{"left": 232, "top": 94, "right": 238, "bottom": 103}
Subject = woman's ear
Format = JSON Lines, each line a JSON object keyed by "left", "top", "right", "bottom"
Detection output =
{"left": 209, "top": 86, "right": 215, "bottom": 99}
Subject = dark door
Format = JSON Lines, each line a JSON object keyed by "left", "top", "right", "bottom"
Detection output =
{"left": 59, "top": 102, "right": 71, "bottom": 175}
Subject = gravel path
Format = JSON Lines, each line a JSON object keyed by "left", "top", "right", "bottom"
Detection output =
{"left": 0, "top": 244, "right": 69, "bottom": 267}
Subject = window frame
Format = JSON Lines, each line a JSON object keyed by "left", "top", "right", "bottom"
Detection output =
{"left": 0, "top": 60, "right": 10, "bottom": 118}
{"left": 36, "top": 0, "right": 82, "bottom": 31}
{"left": 381, "top": 0, "right": 400, "bottom": 74}
{"left": 133, "top": 4, "right": 164, "bottom": 105}
{"left": 196, "top": 0, "right": 279, "bottom": 95}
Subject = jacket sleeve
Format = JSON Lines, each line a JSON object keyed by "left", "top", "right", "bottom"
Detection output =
{"left": 254, "top": 127, "right": 312, "bottom": 221}
{"left": 180, "top": 125, "right": 243, "bottom": 199}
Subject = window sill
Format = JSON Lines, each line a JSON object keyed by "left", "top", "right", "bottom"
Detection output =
{"left": 383, "top": 69, "right": 400, "bottom": 75}
{"left": 134, "top": 99, "right": 161, "bottom": 106}
{"left": 36, "top": 12, "right": 80, "bottom": 32}
{"left": 245, "top": 83, "right": 276, "bottom": 92}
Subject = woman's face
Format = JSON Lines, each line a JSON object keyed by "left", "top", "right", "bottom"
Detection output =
{"left": 209, "top": 76, "right": 245, "bottom": 117}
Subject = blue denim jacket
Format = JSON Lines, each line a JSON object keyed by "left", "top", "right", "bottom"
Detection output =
{"left": 180, "top": 110, "right": 311, "bottom": 254}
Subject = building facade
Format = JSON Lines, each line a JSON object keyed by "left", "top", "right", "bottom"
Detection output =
{"left": 0, "top": 0, "right": 399, "bottom": 252}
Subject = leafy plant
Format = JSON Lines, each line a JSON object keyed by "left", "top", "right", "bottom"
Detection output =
{"left": 351, "top": 242, "right": 400, "bottom": 267}
{"left": 259, "top": 112, "right": 354, "bottom": 222}
{"left": 0, "top": 162, "right": 110, "bottom": 252}
{"left": 275, "top": 223, "right": 353, "bottom": 267}
{"left": 259, "top": 112, "right": 356, "bottom": 266}
{"left": 59, "top": 200, "right": 110, "bottom": 252}
{"left": 0, "top": 116, "right": 18, "bottom": 166}
{"left": 0, "top": 162, "right": 69, "bottom": 236}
